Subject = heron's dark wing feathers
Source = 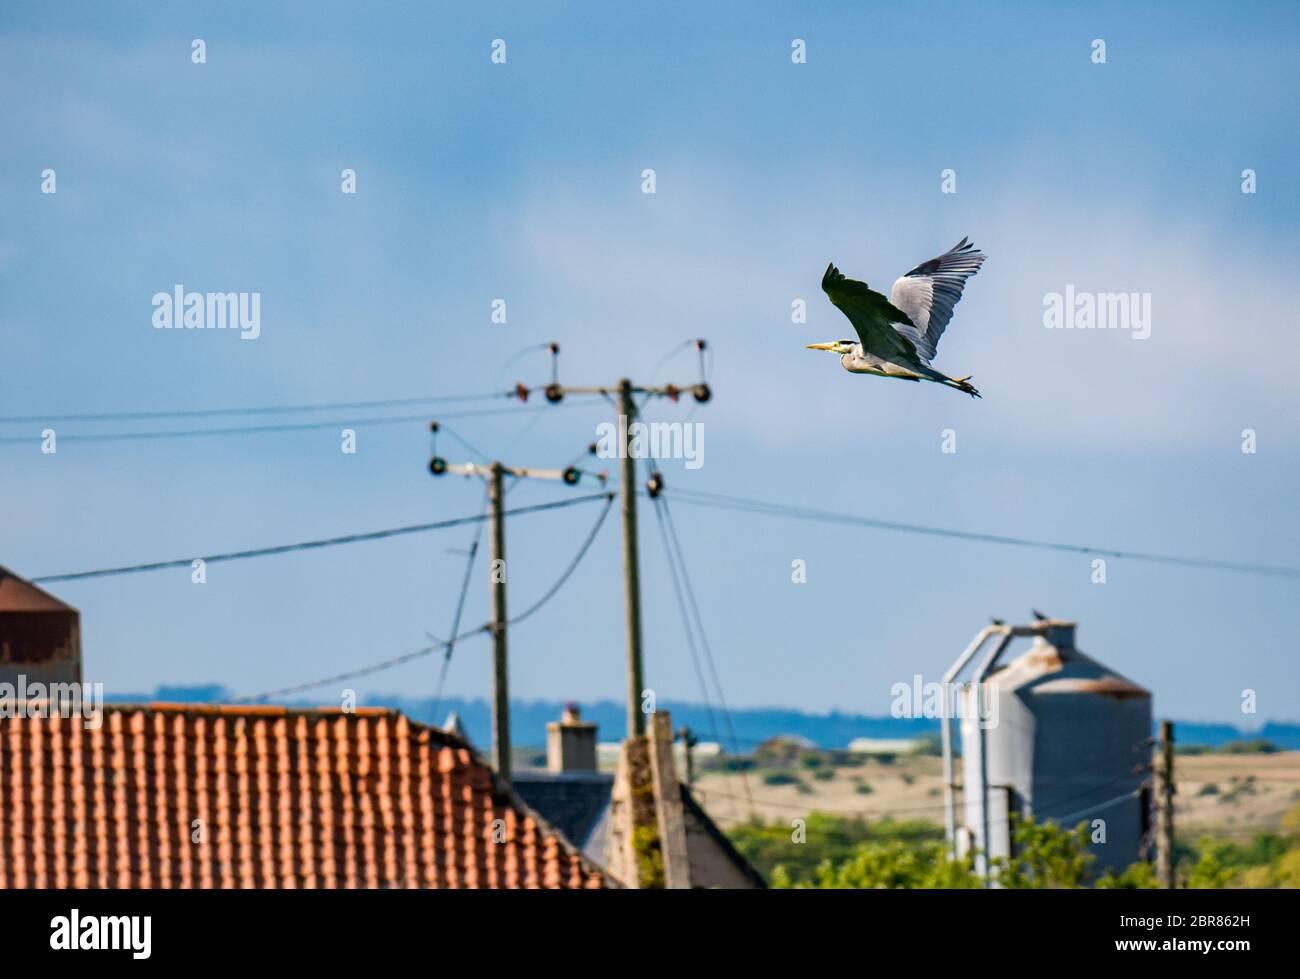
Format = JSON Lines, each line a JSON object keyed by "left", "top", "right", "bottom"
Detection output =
{"left": 888, "top": 237, "right": 986, "bottom": 363}
{"left": 821, "top": 263, "right": 919, "bottom": 361}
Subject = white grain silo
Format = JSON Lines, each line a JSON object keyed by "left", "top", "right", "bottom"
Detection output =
{"left": 940, "top": 617, "right": 1152, "bottom": 883}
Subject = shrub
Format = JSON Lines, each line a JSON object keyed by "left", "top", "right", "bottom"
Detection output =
{"left": 1220, "top": 739, "right": 1278, "bottom": 754}
{"left": 762, "top": 772, "right": 803, "bottom": 787}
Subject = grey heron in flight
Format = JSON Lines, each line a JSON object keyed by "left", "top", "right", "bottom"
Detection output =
{"left": 809, "top": 238, "right": 986, "bottom": 398}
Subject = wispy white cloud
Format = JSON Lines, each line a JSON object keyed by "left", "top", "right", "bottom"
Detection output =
{"left": 512, "top": 169, "right": 1299, "bottom": 449}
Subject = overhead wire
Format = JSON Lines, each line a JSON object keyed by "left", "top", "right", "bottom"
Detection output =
{"left": 493, "top": 342, "right": 554, "bottom": 389}
{"left": 666, "top": 486, "right": 1300, "bottom": 580}
{"left": 236, "top": 640, "right": 460, "bottom": 704}
{"left": 507, "top": 492, "right": 615, "bottom": 627}
{"left": 438, "top": 422, "right": 491, "bottom": 463}
{"left": 649, "top": 338, "right": 696, "bottom": 379}
{"left": 650, "top": 492, "right": 722, "bottom": 747}
{"left": 0, "top": 391, "right": 512, "bottom": 425}
{"left": 625, "top": 385, "right": 751, "bottom": 813}
{"left": 658, "top": 492, "right": 752, "bottom": 802}
{"left": 428, "top": 404, "right": 612, "bottom": 706}
{"left": 235, "top": 490, "right": 615, "bottom": 702}
{"left": 30, "top": 493, "right": 610, "bottom": 583}
{"left": 691, "top": 763, "right": 1149, "bottom": 826}
{"left": 650, "top": 488, "right": 750, "bottom": 821}
{"left": 0, "top": 401, "right": 598, "bottom": 446}
{"left": 429, "top": 488, "right": 490, "bottom": 721}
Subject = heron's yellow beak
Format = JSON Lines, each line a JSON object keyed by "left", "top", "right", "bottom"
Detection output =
{"left": 806, "top": 342, "right": 837, "bottom": 351}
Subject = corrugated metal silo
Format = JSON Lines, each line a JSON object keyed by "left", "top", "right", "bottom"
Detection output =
{"left": 942, "top": 618, "right": 1152, "bottom": 883}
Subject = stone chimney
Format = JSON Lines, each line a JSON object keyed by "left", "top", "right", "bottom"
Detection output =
{"left": 546, "top": 702, "right": 598, "bottom": 773}
{"left": 604, "top": 711, "right": 691, "bottom": 888}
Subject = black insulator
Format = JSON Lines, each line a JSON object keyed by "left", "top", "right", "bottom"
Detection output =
{"left": 586, "top": 442, "right": 598, "bottom": 456}
{"left": 647, "top": 471, "right": 664, "bottom": 498}
{"left": 695, "top": 339, "right": 707, "bottom": 351}
{"left": 692, "top": 383, "right": 712, "bottom": 403}
{"left": 428, "top": 421, "right": 440, "bottom": 433}
{"left": 545, "top": 383, "right": 564, "bottom": 403}
{"left": 429, "top": 456, "right": 448, "bottom": 476}
{"left": 548, "top": 342, "right": 560, "bottom": 355}
{"left": 562, "top": 467, "right": 581, "bottom": 486}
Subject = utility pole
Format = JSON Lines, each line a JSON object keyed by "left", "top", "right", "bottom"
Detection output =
{"left": 513, "top": 341, "right": 711, "bottom": 739}
{"left": 429, "top": 421, "right": 603, "bottom": 782}
{"left": 678, "top": 725, "right": 697, "bottom": 786}
{"left": 487, "top": 462, "right": 509, "bottom": 780}
{"left": 618, "top": 378, "right": 646, "bottom": 738}
{"left": 1156, "top": 719, "right": 1176, "bottom": 888}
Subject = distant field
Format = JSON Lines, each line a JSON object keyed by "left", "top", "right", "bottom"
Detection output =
{"left": 692, "top": 750, "right": 1300, "bottom": 841}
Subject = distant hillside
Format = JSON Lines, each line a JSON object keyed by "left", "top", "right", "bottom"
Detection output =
{"left": 108, "top": 686, "right": 1300, "bottom": 752}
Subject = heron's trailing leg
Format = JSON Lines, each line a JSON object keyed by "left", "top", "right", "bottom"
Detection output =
{"left": 915, "top": 364, "right": 981, "bottom": 398}
{"left": 943, "top": 374, "right": 980, "bottom": 398}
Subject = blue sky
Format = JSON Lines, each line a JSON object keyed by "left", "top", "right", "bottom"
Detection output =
{"left": 3, "top": 1, "right": 1298, "bottom": 727}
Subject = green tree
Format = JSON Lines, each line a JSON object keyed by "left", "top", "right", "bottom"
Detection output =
{"left": 1095, "top": 861, "right": 1159, "bottom": 889}
{"left": 729, "top": 813, "right": 942, "bottom": 884}
{"left": 993, "top": 817, "right": 1093, "bottom": 889}
{"left": 764, "top": 815, "right": 1098, "bottom": 889}
{"left": 774, "top": 840, "right": 979, "bottom": 889}
{"left": 1186, "top": 838, "right": 1236, "bottom": 889}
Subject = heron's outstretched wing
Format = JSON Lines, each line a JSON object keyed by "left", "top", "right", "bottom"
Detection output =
{"left": 821, "top": 263, "right": 918, "bottom": 362}
{"left": 888, "top": 238, "right": 986, "bottom": 363}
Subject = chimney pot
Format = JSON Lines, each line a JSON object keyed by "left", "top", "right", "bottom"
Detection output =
{"left": 547, "top": 703, "right": 597, "bottom": 773}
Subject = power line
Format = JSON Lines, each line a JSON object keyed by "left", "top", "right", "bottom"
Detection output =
{"left": 427, "top": 420, "right": 605, "bottom": 715}
{"left": 438, "top": 423, "right": 490, "bottom": 463}
{"left": 0, "top": 402, "right": 595, "bottom": 446}
{"left": 651, "top": 494, "right": 722, "bottom": 747}
{"left": 692, "top": 735, "right": 1155, "bottom": 821}
{"left": 235, "top": 492, "right": 615, "bottom": 702}
{"left": 0, "top": 391, "right": 512, "bottom": 425}
{"left": 658, "top": 494, "right": 748, "bottom": 757}
{"left": 650, "top": 489, "right": 751, "bottom": 821}
{"left": 666, "top": 487, "right": 1300, "bottom": 580}
{"left": 30, "top": 493, "right": 611, "bottom": 583}
{"left": 507, "top": 493, "right": 615, "bottom": 626}
{"left": 429, "top": 490, "right": 489, "bottom": 721}
{"left": 237, "top": 639, "right": 457, "bottom": 704}
{"left": 1055, "top": 788, "right": 1141, "bottom": 826}
{"left": 692, "top": 765, "right": 1147, "bottom": 824}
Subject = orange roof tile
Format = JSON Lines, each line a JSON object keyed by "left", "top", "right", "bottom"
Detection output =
{"left": 0, "top": 703, "right": 607, "bottom": 889}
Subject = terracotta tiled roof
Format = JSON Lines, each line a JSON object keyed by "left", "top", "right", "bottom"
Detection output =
{"left": 0, "top": 703, "right": 607, "bottom": 889}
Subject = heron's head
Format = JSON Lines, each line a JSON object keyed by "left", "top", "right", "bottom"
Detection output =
{"left": 806, "top": 339, "right": 856, "bottom": 355}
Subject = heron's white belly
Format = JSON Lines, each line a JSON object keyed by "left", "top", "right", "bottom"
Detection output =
{"left": 840, "top": 352, "right": 917, "bottom": 378}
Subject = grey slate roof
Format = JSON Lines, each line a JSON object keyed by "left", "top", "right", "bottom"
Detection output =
{"left": 510, "top": 771, "right": 614, "bottom": 860}
{"left": 511, "top": 770, "right": 766, "bottom": 887}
